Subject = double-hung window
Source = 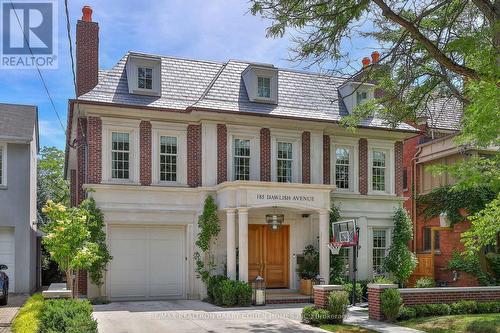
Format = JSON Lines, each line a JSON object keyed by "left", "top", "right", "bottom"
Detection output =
{"left": 159, "top": 136, "right": 177, "bottom": 182}
{"left": 372, "top": 150, "right": 386, "bottom": 191}
{"left": 257, "top": 77, "right": 271, "bottom": 98}
{"left": 356, "top": 91, "right": 368, "bottom": 105}
{"left": 277, "top": 142, "right": 293, "bottom": 183}
{"left": 423, "top": 228, "right": 440, "bottom": 252}
{"left": 111, "top": 132, "right": 130, "bottom": 179}
{"left": 372, "top": 229, "right": 387, "bottom": 275}
{"left": 138, "top": 67, "right": 153, "bottom": 90}
{"left": 234, "top": 139, "right": 250, "bottom": 181}
{"left": 335, "top": 147, "right": 351, "bottom": 189}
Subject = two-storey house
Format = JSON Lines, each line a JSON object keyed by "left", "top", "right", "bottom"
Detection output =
{"left": 66, "top": 6, "right": 417, "bottom": 300}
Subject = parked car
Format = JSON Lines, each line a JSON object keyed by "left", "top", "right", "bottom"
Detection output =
{"left": 0, "top": 265, "right": 9, "bottom": 305}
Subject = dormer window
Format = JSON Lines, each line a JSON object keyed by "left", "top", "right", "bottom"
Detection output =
{"left": 356, "top": 91, "right": 368, "bottom": 105}
{"left": 138, "top": 67, "right": 153, "bottom": 90}
{"left": 257, "top": 77, "right": 271, "bottom": 98}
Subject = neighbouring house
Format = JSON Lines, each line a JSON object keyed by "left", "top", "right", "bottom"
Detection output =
{"left": 403, "top": 97, "right": 498, "bottom": 286}
{"left": 65, "top": 6, "right": 418, "bottom": 301}
{"left": 0, "top": 103, "right": 39, "bottom": 293}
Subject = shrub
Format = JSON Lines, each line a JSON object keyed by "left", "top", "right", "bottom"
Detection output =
{"left": 298, "top": 245, "right": 319, "bottom": 279}
{"left": 398, "top": 306, "right": 417, "bottom": 320}
{"left": 12, "top": 294, "right": 44, "bottom": 333}
{"left": 40, "top": 299, "right": 97, "bottom": 333}
{"left": 220, "top": 280, "right": 237, "bottom": 306}
{"left": 342, "top": 283, "right": 363, "bottom": 303}
{"left": 234, "top": 281, "right": 252, "bottom": 306}
{"left": 415, "top": 277, "right": 435, "bottom": 288}
{"left": 302, "top": 306, "right": 331, "bottom": 325}
{"left": 207, "top": 275, "right": 227, "bottom": 303}
{"left": 380, "top": 289, "right": 402, "bottom": 322}
{"left": 208, "top": 277, "right": 252, "bottom": 307}
{"left": 450, "top": 300, "right": 478, "bottom": 314}
{"left": 326, "top": 291, "right": 349, "bottom": 324}
{"left": 426, "top": 303, "right": 451, "bottom": 316}
{"left": 477, "top": 301, "right": 500, "bottom": 313}
{"left": 465, "top": 320, "right": 498, "bottom": 333}
{"left": 372, "top": 276, "right": 394, "bottom": 284}
{"left": 412, "top": 305, "right": 431, "bottom": 317}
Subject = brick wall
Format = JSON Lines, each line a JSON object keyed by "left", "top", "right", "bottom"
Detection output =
{"left": 302, "top": 131, "right": 311, "bottom": 184}
{"left": 399, "top": 287, "right": 500, "bottom": 306}
{"left": 76, "top": 19, "right": 99, "bottom": 97}
{"left": 76, "top": 270, "right": 87, "bottom": 296}
{"left": 358, "top": 138, "right": 368, "bottom": 195}
{"left": 76, "top": 118, "right": 87, "bottom": 205}
{"left": 313, "top": 285, "right": 344, "bottom": 309}
{"left": 87, "top": 116, "right": 102, "bottom": 184}
{"left": 260, "top": 128, "right": 271, "bottom": 181}
{"left": 140, "top": 121, "right": 152, "bottom": 186}
{"left": 394, "top": 141, "right": 403, "bottom": 196}
{"left": 187, "top": 124, "right": 202, "bottom": 187}
{"left": 217, "top": 124, "right": 227, "bottom": 184}
{"left": 70, "top": 169, "right": 77, "bottom": 207}
{"left": 367, "top": 284, "right": 398, "bottom": 321}
{"left": 323, "top": 135, "right": 330, "bottom": 185}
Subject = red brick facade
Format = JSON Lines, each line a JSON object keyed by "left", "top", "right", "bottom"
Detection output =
{"left": 260, "top": 128, "right": 271, "bottom": 181}
{"left": 400, "top": 287, "right": 499, "bottom": 306}
{"left": 358, "top": 138, "right": 368, "bottom": 195}
{"left": 217, "top": 124, "right": 227, "bottom": 184}
{"left": 302, "top": 131, "right": 311, "bottom": 184}
{"left": 87, "top": 117, "right": 102, "bottom": 184}
{"left": 76, "top": 118, "right": 87, "bottom": 205}
{"left": 368, "top": 285, "right": 393, "bottom": 321}
{"left": 76, "top": 19, "right": 99, "bottom": 97}
{"left": 394, "top": 141, "right": 403, "bottom": 196}
{"left": 76, "top": 270, "right": 87, "bottom": 296}
{"left": 313, "top": 285, "right": 344, "bottom": 309}
{"left": 187, "top": 124, "right": 202, "bottom": 187}
{"left": 139, "top": 121, "right": 152, "bottom": 186}
{"left": 323, "top": 135, "right": 330, "bottom": 185}
{"left": 70, "top": 169, "right": 77, "bottom": 207}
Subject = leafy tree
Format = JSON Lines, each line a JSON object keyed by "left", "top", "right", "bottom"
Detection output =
{"left": 250, "top": 0, "right": 500, "bottom": 147}
{"left": 37, "top": 147, "right": 69, "bottom": 225}
{"left": 41, "top": 200, "right": 100, "bottom": 296}
{"left": 194, "top": 195, "right": 221, "bottom": 283}
{"left": 383, "top": 207, "right": 417, "bottom": 285}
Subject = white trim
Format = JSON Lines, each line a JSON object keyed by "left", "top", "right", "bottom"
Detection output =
{"left": 369, "top": 227, "right": 390, "bottom": 277}
{"left": 227, "top": 127, "right": 260, "bottom": 181}
{"left": 399, "top": 286, "right": 500, "bottom": 293}
{"left": 0, "top": 142, "right": 7, "bottom": 187}
{"left": 126, "top": 55, "right": 162, "bottom": 96}
{"left": 151, "top": 126, "right": 187, "bottom": 186}
{"left": 368, "top": 141, "right": 395, "bottom": 195}
{"left": 270, "top": 130, "right": 301, "bottom": 183}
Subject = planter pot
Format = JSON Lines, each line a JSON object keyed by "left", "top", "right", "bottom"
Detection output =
{"left": 299, "top": 278, "right": 314, "bottom": 295}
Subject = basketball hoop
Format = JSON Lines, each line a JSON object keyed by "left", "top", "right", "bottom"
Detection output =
{"left": 328, "top": 242, "right": 343, "bottom": 255}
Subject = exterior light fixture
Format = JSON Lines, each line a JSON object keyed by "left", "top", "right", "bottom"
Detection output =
{"left": 266, "top": 213, "right": 284, "bottom": 231}
{"left": 439, "top": 212, "right": 450, "bottom": 227}
{"left": 252, "top": 275, "right": 266, "bottom": 306}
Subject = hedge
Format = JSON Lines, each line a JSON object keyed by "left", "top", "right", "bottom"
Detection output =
{"left": 398, "top": 300, "right": 500, "bottom": 321}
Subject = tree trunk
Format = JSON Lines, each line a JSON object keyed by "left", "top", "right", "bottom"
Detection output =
{"left": 66, "top": 270, "right": 74, "bottom": 298}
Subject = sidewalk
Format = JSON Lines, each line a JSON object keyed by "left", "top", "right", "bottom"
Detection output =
{"left": 344, "top": 306, "right": 424, "bottom": 333}
{"left": 0, "top": 294, "right": 29, "bottom": 330}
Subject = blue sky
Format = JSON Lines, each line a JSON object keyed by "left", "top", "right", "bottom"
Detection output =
{"left": 0, "top": 0, "right": 376, "bottom": 150}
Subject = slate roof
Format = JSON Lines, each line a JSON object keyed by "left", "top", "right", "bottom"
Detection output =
{"left": 0, "top": 103, "right": 38, "bottom": 142}
{"left": 79, "top": 51, "right": 417, "bottom": 132}
{"left": 418, "top": 96, "right": 462, "bottom": 131}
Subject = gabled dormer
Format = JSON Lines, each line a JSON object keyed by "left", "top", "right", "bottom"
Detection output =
{"left": 338, "top": 81, "right": 375, "bottom": 114}
{"left": 126, "top": 53, "right": 162, "bottom": 96}
{"left": 242, "top": 63, "right": 278, "bottom": 104}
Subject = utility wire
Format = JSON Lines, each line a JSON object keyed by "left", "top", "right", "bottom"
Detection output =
{"left": 8, "top": 0, "right": 66, "bottom": 135}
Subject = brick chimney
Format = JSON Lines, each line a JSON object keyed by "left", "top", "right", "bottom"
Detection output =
{"left": 76, "top": 6, "right": 99, "bottom": 97}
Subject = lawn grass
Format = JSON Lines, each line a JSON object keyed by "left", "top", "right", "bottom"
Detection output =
{"left": 320, "top": 324, "right": 378, "bottom": 333}
{"left": 11, "top": 293, "right": 44, "bottom": 333}
{"left": 398, "top": 313, "right": 500, "bottom": 333}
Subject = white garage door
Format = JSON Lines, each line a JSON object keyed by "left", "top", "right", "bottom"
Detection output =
{"left": 0, "top": 228, "right": 15, "bottom": 292}
{"left": 108, "top": 225, "right": 185, "bottom": 300}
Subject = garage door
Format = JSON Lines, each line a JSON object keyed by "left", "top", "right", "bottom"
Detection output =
{"left": 0, "top": 228, "right": 15, "bottom": 292}
{"left": 108, "top": 225, "right": 185, "bottom": 300}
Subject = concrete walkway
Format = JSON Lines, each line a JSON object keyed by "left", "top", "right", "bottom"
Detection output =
{"left": 345, "top": 306, "right": 424, "bottom": 333}
{"left": 0, "top": 294, "right": 28, "bottom": 328}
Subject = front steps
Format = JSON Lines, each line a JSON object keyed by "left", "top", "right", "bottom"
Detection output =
{"left": 265, "top": 289, "right": 312, "bottom": 304}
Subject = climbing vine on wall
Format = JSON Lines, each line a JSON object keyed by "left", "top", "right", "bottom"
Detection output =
{"left": 417, "top": 185, "right": 496, "bottom": 225}
{"left": 194, "top": 195, "right": 221, "bottom": 284}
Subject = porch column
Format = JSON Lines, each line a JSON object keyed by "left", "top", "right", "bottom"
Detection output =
{"left": 319, "top": 209, "right": 330, "bottom": 284}
{"left": 226, "top": 209, "right": 236, "bottom": 280}
{"left": 238, "top": 208, "right": 249, "bottom": 283}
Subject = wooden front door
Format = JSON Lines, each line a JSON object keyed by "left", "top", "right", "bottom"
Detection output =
{"left": 248, "top": 225, "right": 289, "bottom": 288}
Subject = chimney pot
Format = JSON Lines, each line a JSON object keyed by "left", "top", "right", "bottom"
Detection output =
{"left": 82, "top": 6, "right": 92, "bottom": 22}
{"left": 362, "top": 57, "right": 371, "bottom": 68}
{"left": 371, "top": 51, "right": 380, "bottom": 63}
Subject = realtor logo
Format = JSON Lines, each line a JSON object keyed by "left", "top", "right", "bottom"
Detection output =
{"left": 1, "top": 0, "right": 58, "bottom": 69}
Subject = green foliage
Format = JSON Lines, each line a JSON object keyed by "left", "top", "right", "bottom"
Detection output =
{"left": 302, "top": 306, "right": 332, "bottom": 326}
{"left": 400, "top": 301, "right": 500, "bottom": 321}
{"left": 383, "top": 207, "right": 417, "bottom": 285}
{"left": 372, "top": 276, "right": 395, "bottom": 284}
{"left": 40, "top": 299, "right": 97, "bottom": 333}
{"left": 465, "top": 320, "right": 498, "bottom": 333}
{"left": 298, "top": 245, "right": 319, "bottom": 279}
{"left": 447, "top": 251, "right": 495, "bottom": 286}
{"left": 450, "top": 300, "right": 478, "bottom": 315}
{"left": 12, "top": 294, "right": 44, "bottom": 333}
{"left": 342, "top": 283, "right": 363, "bottom": 304}
{"left": 79, "top": 198, "right": 112, "bottom": 288}
{"left": 193, "top": 196, "right": 221, "bottom": 283}
{"left": 206, "top": 275, "right": 251, "bottom": 307}
{"left": 329, "top": 203, "right": 347, "bottom": 284}
{"left": 37, "top": 147, "right": 69, "bottom": 226}
{"left": 462, "top": 193, "right": 500, "bottom": 258}
{"left": 207, "top": 275, "right": 227, "bottom": 304}
{"left": 485, "top": 253, "right": 500, "bottom": 279}
{"left": 426, "top": 304, "right": 451, "bottom": 316}
{"left": 415, "top": 277, "right": 435, "bottom": 288}
{"left": 417, "top": 185, "right": 496, "bottom": 225}
{"left": 476, "top": 301, "right": 500, "bottom": 314}
{"left": 380, "top": 289, "right": 402, "bottom": 322}
{"left": 398, "top": 307, "right": 417, "bottom": 321}
{"left": 326, "top": 291, "right": 349, "bottom": 324}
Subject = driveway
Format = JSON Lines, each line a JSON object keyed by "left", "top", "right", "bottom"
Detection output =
{"left": 93, "top": 300, "right": 327, "bottom": 333}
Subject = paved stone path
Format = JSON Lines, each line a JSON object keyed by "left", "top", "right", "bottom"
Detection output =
{"left": 345, "top": 306, "right": 424, "bottom": 333}
{"left": 0, "top": 294, "right": 28, "bottom": 328}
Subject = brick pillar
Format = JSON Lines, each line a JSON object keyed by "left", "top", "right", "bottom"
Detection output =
{"left": 260, "top": 128, "right": 271, "bottom": 181}
{"left": 313, "top": 285, "right": 344, "bottom": 308}
{"left": 76, "top": 118, "right": 87, "bottom": 205}
{"left": 87, "top": 116, "right": 102, "bottom": 184}
{"left": 367, "top": 284, "right": 398, "bottom": 321}
{"left": 140, "top": 121, "right": 152, "bottom": 186}
{"left": 76, "top": 270, "right": 87, "bottom": 296}
{"left": 187, "top": 124, "right": 202, "bottom": 187}
{"left": 76, "top": 8, "right": 99, "bottom": 97}
{"left": 217, "top": 124, "right": 227, "bottom": 184}
{"left": 70, "top": 169, "right": 77, "bottom": 207}
{"left": 302, "top": 131, "right": 311, "bottom": 184}
{"left": 394, "top": 141, "right": 403, "bottom": 196}
{"left": 323, "top": 135, "right": 330, "bottom": 185}
{"left": 358, "top": 138, "right": 368, "bottom": 195}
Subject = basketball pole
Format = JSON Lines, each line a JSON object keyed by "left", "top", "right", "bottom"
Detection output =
{"left": 351, "top": 226, "right": 360, "bottom": 306}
